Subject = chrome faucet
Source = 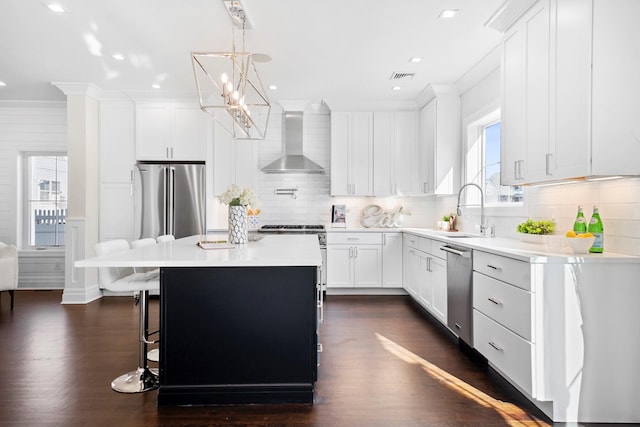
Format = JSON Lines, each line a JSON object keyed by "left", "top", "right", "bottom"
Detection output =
{"left": 456, "top": 183, "right": 493, "bottom": 237}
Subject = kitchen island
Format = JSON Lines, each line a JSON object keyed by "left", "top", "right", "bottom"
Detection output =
{"left": 76, "top": 234, "right": 322, "bottom": 406}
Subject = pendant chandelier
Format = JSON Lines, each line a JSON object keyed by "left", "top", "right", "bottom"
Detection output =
{"left": 192, "top": 2, "right": 270, "bottom": 140}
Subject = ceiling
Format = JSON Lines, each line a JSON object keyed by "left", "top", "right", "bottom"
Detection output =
{"left": 0, "top": 0, "right": 504, "bottom": 109}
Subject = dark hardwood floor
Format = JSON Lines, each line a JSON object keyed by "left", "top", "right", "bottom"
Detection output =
{"left": 0, "top": 291, "right": 624, "bottom": 427}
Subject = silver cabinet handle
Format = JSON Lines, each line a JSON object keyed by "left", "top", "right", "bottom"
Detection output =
{"left": 349, "top": 247, "right": 353, "bottom": 258}
{"left": 488, "top": 297, "right": 503, "bottom": 306}
{"left": 546, "top": 153, "right": 552, "bottom": 176}
{"left": 347, "top": 237, "right": 359, "bottom": 241}
{"left": 166, "top": 147, "right": 170, "bottom": 158}
{"left": 171, "top": 147, "right": 174, "bottom": 158}
{"left": 423, "top": 182, "right": 428, "bottom": 193}
{"left": 488, "top": 341, "right": 504, "bottom": 352}
{"left": 486, "top": 264, "right": 502, "bottom": 272}
{"left": 354, "top": 247, "right": 358, "bottom": 258}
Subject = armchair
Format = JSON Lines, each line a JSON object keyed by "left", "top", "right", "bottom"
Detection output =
{"left": 0, "top": 242, "right": 18, "bottom": 310}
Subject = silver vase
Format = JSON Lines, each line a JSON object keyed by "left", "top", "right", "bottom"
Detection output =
{"left": 228, "top": 205, "right": 248, "bottom": 244}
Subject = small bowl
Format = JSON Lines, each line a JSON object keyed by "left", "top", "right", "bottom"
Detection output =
{"left": 566, "top": 236, "right": 595, "bottom": 254}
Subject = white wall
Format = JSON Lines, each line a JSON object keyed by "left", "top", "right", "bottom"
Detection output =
{"left": 0, "top": 102, "right": 67, "bottom": 288}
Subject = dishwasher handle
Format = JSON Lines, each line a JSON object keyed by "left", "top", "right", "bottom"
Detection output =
{"left": 440, "top": 245, "right": 472, "bottom": 258}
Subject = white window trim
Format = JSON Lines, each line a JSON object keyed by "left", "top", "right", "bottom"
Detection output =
{"left": 462, "top": 108, "right": 526, "bottom": 217}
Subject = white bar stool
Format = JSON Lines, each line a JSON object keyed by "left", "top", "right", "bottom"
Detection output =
{"left": 95, "top": 239, "right": 160, "bottom": 393}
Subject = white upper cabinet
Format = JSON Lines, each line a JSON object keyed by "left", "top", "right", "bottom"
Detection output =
{"left": 418, "top": 87, "right": 461, "bottom": 195}
{"left": 331, "top": 112, "right": 373, "bottom": 196}
{"left": 501, "top": 0, "right": 640, "bottom": 185}
{"left": 135, "top": 103, "right": 209, "bottom": 161}
{"left": 373, "top": 112, "right": 418, "bottom": 196}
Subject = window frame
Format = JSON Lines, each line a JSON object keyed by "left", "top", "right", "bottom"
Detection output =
{"left": 21, "top": 152, "right": 68, "bottom": 249}
{"left": 463, "top": 109, "right": 526, "bottom": 217}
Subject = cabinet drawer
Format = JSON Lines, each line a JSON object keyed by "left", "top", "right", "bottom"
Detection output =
{"left": 474, "top": 310, "right": 533, "bottom": 395}
{"left": 473, "top": 272, "right": 533, "bottom": 341}
{"left": 327, "top": 232, "right": 382, "bottom": 245}
{"left": 418, "top": 237, "right": 432, "bottom": 253}
{"left": 404, "top": 234, "right": 420, "bottom": 249}
{"left": 473, "top": 251, "right": 531, "bottom": 291}
{"left": 430, "top": 239, "right": 449, "bottom": 260}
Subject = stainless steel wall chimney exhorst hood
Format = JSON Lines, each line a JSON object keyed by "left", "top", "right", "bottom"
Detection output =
{"left": 261, "top": 111, "right": 325, "bottom": 174}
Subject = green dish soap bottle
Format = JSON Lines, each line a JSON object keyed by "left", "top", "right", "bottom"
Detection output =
{"left": 573, "top": 206, "right": 587, "bottom": 235}
{"left": 588, "top": 206, "right": 604, "bottom": 253}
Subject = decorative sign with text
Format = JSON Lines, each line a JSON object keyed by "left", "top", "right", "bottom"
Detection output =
{"left": 360, "top": 205, "right": 410, "bottom": 228}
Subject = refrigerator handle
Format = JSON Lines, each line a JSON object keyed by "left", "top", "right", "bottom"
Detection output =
{"left": 166, "top": 167, "right": 175, "bottom": 236}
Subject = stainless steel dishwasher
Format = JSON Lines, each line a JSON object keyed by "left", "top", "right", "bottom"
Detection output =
{"left": 441, "top": 245, "right": 473, "bottom": 346}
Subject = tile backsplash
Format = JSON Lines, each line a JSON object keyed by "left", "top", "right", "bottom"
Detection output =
{"left": 434, "top": 178, "right": 640, "bottom": 256}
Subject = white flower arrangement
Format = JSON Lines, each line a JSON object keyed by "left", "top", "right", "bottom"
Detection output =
{"left": 219, "top": 184, "right": 257, "bottom": 207}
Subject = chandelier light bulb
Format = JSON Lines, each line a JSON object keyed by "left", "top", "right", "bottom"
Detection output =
{"left": 221, "top": 73, "right": 228, "bottom": 84}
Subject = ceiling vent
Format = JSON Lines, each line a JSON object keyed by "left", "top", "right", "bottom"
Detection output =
{"left": 389, "top": 72, "right": 415, "bottom": 81}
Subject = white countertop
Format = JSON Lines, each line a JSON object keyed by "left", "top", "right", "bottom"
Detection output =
{"left": 402, "top": 228, "right": 640, "bottom": 264}
{"left": 75, "top": 234, "right": 322, "bottom": 268}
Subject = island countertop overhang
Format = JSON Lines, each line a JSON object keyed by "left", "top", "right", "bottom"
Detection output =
{"left": 75, "top": 234, "right": 322, "bottom": 268}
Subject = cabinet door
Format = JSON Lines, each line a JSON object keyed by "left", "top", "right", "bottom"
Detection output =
{"left": 552, "top": 0, "right": 591, "bottom": 179}
{"left": 430, "top": 256, "right": 447, "bottom": 324}
{"left": 591, "top": 0, "right": 640, "bottom": 176}
{"left": 373, "top": 112, "right": 394, "bottom": 196}
{"left": 350, "top": 113, "right": 373, "bottom": 196}
{"left": 382, "top": 233, "right": 403, "bottom": 288}
{"left": 501, "top": 26, "right": 526, "bottom": 185}
{"left": 523, "top": 2, "right": 551, "bottom": 182}
{"left": 394, "top": 112, "right": 418, "bottom": 195}
{"left": 418, "top": 101, "right": 436, "bottom": 194}
{"left": 326, "top": 245, "right": 353, "bottom": 288}
{"left": 330, "top": 113, "right": 350, "bottom": 196}
{"left": 353, "top": 245, "right": 381, "bottom": 288}
{"left": 136, "top": 104, "right": 171, "bottom": 160}
{"left": 100, "top": 101, "right": 135, "bottom": 241}
{"left": 172, "top": 106, "right": 207, "bottom": 161}
{"left": 418, "top": 254, "right": 432, "bottom": 309}
{"left": 406, "top": 249, "right": 420, "bottom": 298}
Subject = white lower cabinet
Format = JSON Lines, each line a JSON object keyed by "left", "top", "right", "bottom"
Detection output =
{"left": 382, "top": 232, "right": 403, "bottom": 288}
{"left": 473, "top": 250, "right": 535, "bottom": 396}
{"left": 326, "top": 233, "right": 382, "bottom": 288}
{"left": 473, "top": 310, "right": 534, "bottom": 395}
{"left": 402, "top": 233, "right": 447, "bottom": 325}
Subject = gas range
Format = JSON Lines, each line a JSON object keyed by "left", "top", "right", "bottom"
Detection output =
{"left": 259, "top": 224, "right": 326, "bottom": 246}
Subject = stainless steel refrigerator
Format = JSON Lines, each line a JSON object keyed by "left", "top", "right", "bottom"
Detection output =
{"left": 134, "top": 162, "right": 206, "bottom": 239}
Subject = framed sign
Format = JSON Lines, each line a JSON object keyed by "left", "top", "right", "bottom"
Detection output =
{"left": 331, "top": 204, "right": 346, "bottom": 228}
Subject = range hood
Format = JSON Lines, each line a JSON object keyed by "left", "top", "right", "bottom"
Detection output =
{"left": 261, "top": 111, "right": 325, "bottom": 174}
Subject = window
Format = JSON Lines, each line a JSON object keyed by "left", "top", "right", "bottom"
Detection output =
{"left": 24, "top": 154, "right": 68, "bottom": 247}
{"left": 465, "top": 111, "right": 522, "bottom": 206}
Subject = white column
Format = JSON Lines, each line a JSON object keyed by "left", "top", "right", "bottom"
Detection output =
{"left": 53, "top": 83, "right": 103, "bottom": 304}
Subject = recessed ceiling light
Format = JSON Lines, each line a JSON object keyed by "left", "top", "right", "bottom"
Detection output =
{"left": 151, "top": 84, "right": 160, "bottom": 89}
{"left": 409, "top": 57, "right": 423, "bottom": 63}
{"left": 392, "top": 86, "right": 401, "bottom": 91}
{"left": 438, "top": 9, "right": 459, "bottom": 18}
{"left": 112, "top": 53, "right": 125, "bottom": 61}
{"left": 0, "top": 81, "right": 6, "bottom": 87}
{"left": 268, "top": 85, "right": 277, "bottom": 90}
{"left": 46, "top": 3, "right": 66, "bottom": 13}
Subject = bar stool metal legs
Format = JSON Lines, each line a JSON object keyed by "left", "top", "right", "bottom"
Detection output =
{"left": 111, "top": 290, "right": 159, "bottom": 393}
